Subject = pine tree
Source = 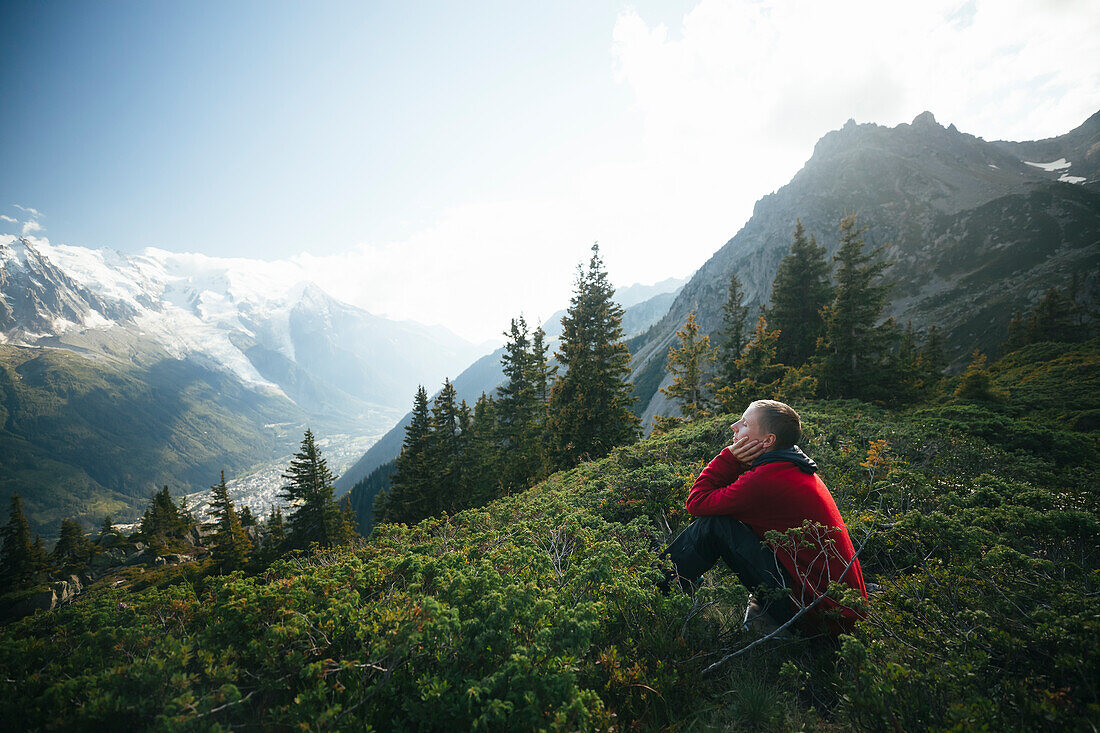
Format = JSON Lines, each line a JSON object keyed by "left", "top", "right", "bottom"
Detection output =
{"left": 816, "top": 214, "right": 895, "bottom": 400}
{"left": 1003, "top": 310, "right": 1028, "bottom": 352}
{"left": 279, "top": 429, "right": 342, "bottom": 549}
{"left": 545, "top": 243, "right": 639, "bottom": 471}
{"left": 139, "top": 486, "right": 186, "bottom": 551}
{"left": 1026, "top": 287, "right": 1079, "bottom": 343}
{"left": 769, "top": 220, "right": 833, "bottom": 367}
{"left": 498, "top": 317, "right": 552, "bottom": 493}
{"left": 97, "top": 515, "right": 120, "bottom": 543}
{"left": 714, "top": 316, "right": 785, "bottom": 413}
{"left": 177, "top": 496, "right": 197, "bottom": 531}
{"left": 530, "top": 325, "right": 555, "bottom": 408}
{"left": 1, "top": 493, "right": 37, "bottom": 586}
{"left": 378, "top": 386, "right": 433, "bottom": 525}
{"left": 337, "top": 496, "right": 361, "bottom": 544}
{"left": 462, "top": 393, "right": 501, "bottom": 507}
{"left": 425, "top": 379, "right": 461, "bottom": 515}
{"left": 238, "top": 506, "right": 257, "bottom": 527}
{"left": 209, "top": 470, "right": 252, "bottom": 569}
{"left": 661, "top": 311, "right": 716, "bottom": 418}
{"left": 955, "top": 351, "right": 1000, "bottom": 401}
{"left": 51, "top": 519, "right": 93, "bottom": 573}
{"left": 714, "top": 272, "right": 750, "bottom": 385}
{"left": 266, "top": 506, "right": 287, "bottom": 550}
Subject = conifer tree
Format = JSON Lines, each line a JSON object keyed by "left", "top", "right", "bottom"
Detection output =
{"left": 31, "top": 535, "right": 46, "bottom": 573}
{"left": 1027, "top": 287, "right": 1079, "bottom": 343}
{"left": 280, "top": 429, "right": 342, "bottom": 549}
{"left": 139, "top": 486, "right": 186, "bottom": 550}
{"left": 377, "top": 386, "right": 433, "bottom": 525}
{"left": 769, "top": 220, "right": 833, "bottom": 367}
{"left": 661, "top": 311, "right": 716, "bottom": 418}
{"left": 177, "top": 496, "right": 197, "bottom": 531}
{"left": 265, "top": 506, "right": 287, "bottom": 552}
{"left": 51, "top": 519, "right": 93, "bottom": 573}
{"left": 497, "top": 317, "right": 551, "bottom": 493}
{"left": 545, "top": 243, "right": 639, "bottom": 471}
{"left": 336, "top": 496, "right": 361, "bottom": 545}
{"left": 955, "top": 351, "right": 1001, "bottom": 401}
{"left": 462, "top": 393, "right": 500, "bottom": 507}
{"left": 1003, "top": 286, "right": 1087, "bottom": 353}
{"left": 209, "top": 470, "right": 252, "bottom": 569}
{"left": 238, "top": 506, "right": 257, "bottom": 527}
{"left": 816, "top": 214, "right": 895, "bottom": 399}
{"left": 1, "top": 493, "right": 37, "bottom": 586}
{"left": 714, "top": 272, "right": 750, "bottom": 385}
{"left": 919, "top": 325, "right": 947, "bottom": 377}
{"left": 97, "top": 515, "right": 120, "bottom": 543}
{"left": 425, "top": 379, "right": 461, "bottom": 514}
{"left": 714, "top": 316, "right": 786, "bottom": 412}
{"left": 530, "top": 325, "right": 555, "bottom": 408}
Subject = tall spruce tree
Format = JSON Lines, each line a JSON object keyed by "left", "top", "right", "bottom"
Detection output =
{"left": 209, "top": 471, "right": 252, "bottom": 569}
{"left": 97, "top": 515, "right": 120, "bottom": 543}
{"left": 714, "top": 272, "right": 750, "bottom": 385}
{"left": 498, "top": 317, "right": 540, "bottom": 492}
{"left": 769, "top": 220, "right": 833, "bottom": 367}
{"left": 462, "top": 393, "right": 500, "bottom": 507}
{"left": 280, "top": 429, "right": 342, "bottom": 549}
{"left": 377, "top": 386, "right": 433, "bottom": 524}
{"left": 139, "top": 486, "right": 187, "bottom": 549}
{"left": 661, "top": 311, "right": 716, "bottom": 418}
{"left": 265, "top": 506, "right": 287, "bottom": 554}
{"left": 425, "top": 379, "right": 462, "bottom": 514}
{"left": 545, "top": 243, "right": 639, "bottom": 471}
{"left": 51, "top": 519, "right": 93, "bottom": 573}
{"left": 530, "top": 325, "right": 555, "bottom": 407}
{"left": 1, "top": 493, "right": 37, "bottom": 586}
{"left": 816, "top": 214, "right": 895, "bottom": 399}
{"left": 498, "top": 317, "right": 553, "bottom": 493}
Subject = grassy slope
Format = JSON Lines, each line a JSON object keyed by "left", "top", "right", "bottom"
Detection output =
{"left": 0, "top": 345, "right": 306, "bottom": 533}
{"left": 0, "top": 341, "right": 1096, "bottom": 730}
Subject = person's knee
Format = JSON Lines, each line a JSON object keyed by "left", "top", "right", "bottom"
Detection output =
{"left": 689, "top": 515, "right": 734, "bottom": 535}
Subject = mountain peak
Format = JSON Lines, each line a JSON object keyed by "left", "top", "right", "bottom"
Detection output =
{"left": 911, "top": 110, "right": 939, "bottom": 128}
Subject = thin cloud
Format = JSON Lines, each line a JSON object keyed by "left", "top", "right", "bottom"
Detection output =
{"left": 22, "top": 220, "right": 42, "bottom": 235}
{"left": 0, "top": 215, "right": 16, "bottom": 224}
{"left": 13, "top": 204, "right": 42, "bottom": 218}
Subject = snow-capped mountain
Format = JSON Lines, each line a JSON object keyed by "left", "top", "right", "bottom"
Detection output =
{"left": 1, "top": 235, "right": 488, "bottom": 413}
{"left": 0, "top": 236, "right": 133, "bottom": 339}
{"left": 1, "top": 234, "right": 495, "bottom": 531}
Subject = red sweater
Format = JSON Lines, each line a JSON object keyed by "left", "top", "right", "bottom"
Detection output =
{"left": 685, "top": 447, "right": 868, "bottom": 629}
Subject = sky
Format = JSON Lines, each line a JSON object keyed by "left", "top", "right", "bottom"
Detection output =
{"left": 2, "top": 0, "right": 1099, "bottom": 343}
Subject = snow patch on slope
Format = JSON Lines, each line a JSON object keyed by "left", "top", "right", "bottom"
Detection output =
{"left": 1024, "top": 158, "right": 1072, "bottom": 171}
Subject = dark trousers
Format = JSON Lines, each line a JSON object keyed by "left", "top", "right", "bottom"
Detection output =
{"left": 662, "top": 516, "right": 796, "bottom": 625}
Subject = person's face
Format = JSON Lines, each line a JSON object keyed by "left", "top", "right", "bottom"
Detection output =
{"left": 730, "top": 406, "right": 775, "bottom": 448}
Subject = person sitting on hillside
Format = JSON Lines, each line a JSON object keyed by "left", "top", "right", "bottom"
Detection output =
{"left": 660, "top": 399, "right": 868, "bottom": 633}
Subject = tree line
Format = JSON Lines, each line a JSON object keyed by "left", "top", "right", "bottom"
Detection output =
{"left": 1, "top": 429, "right": 360, "bottom": 590}
{"left": 373, "top": 243, "right": 640, "bottom": 526}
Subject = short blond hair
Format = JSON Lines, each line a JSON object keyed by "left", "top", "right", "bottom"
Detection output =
{"left": 748, "top": 399, "right": 801, "bottom": 449}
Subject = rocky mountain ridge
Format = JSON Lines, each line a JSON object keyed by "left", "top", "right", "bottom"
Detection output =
{"left": 627, "top": 109, "right": 1100, "bottom": 426}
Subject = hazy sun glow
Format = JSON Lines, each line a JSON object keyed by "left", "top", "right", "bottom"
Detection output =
{"left": 2, "top": 0, "right": 1098, "bottom": 342}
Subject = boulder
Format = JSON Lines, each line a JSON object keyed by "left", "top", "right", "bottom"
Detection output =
{"left": 95, "top": 532, "right": 121, "bottom": 549}
{"left": 123, "top": 549, "right": 153, "bottom": 567}
{"left": 90, "top": 548, "right": 126, "bottom": 572}
{"left": 50, "top": 580, "right": 78, "bottom": 605}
